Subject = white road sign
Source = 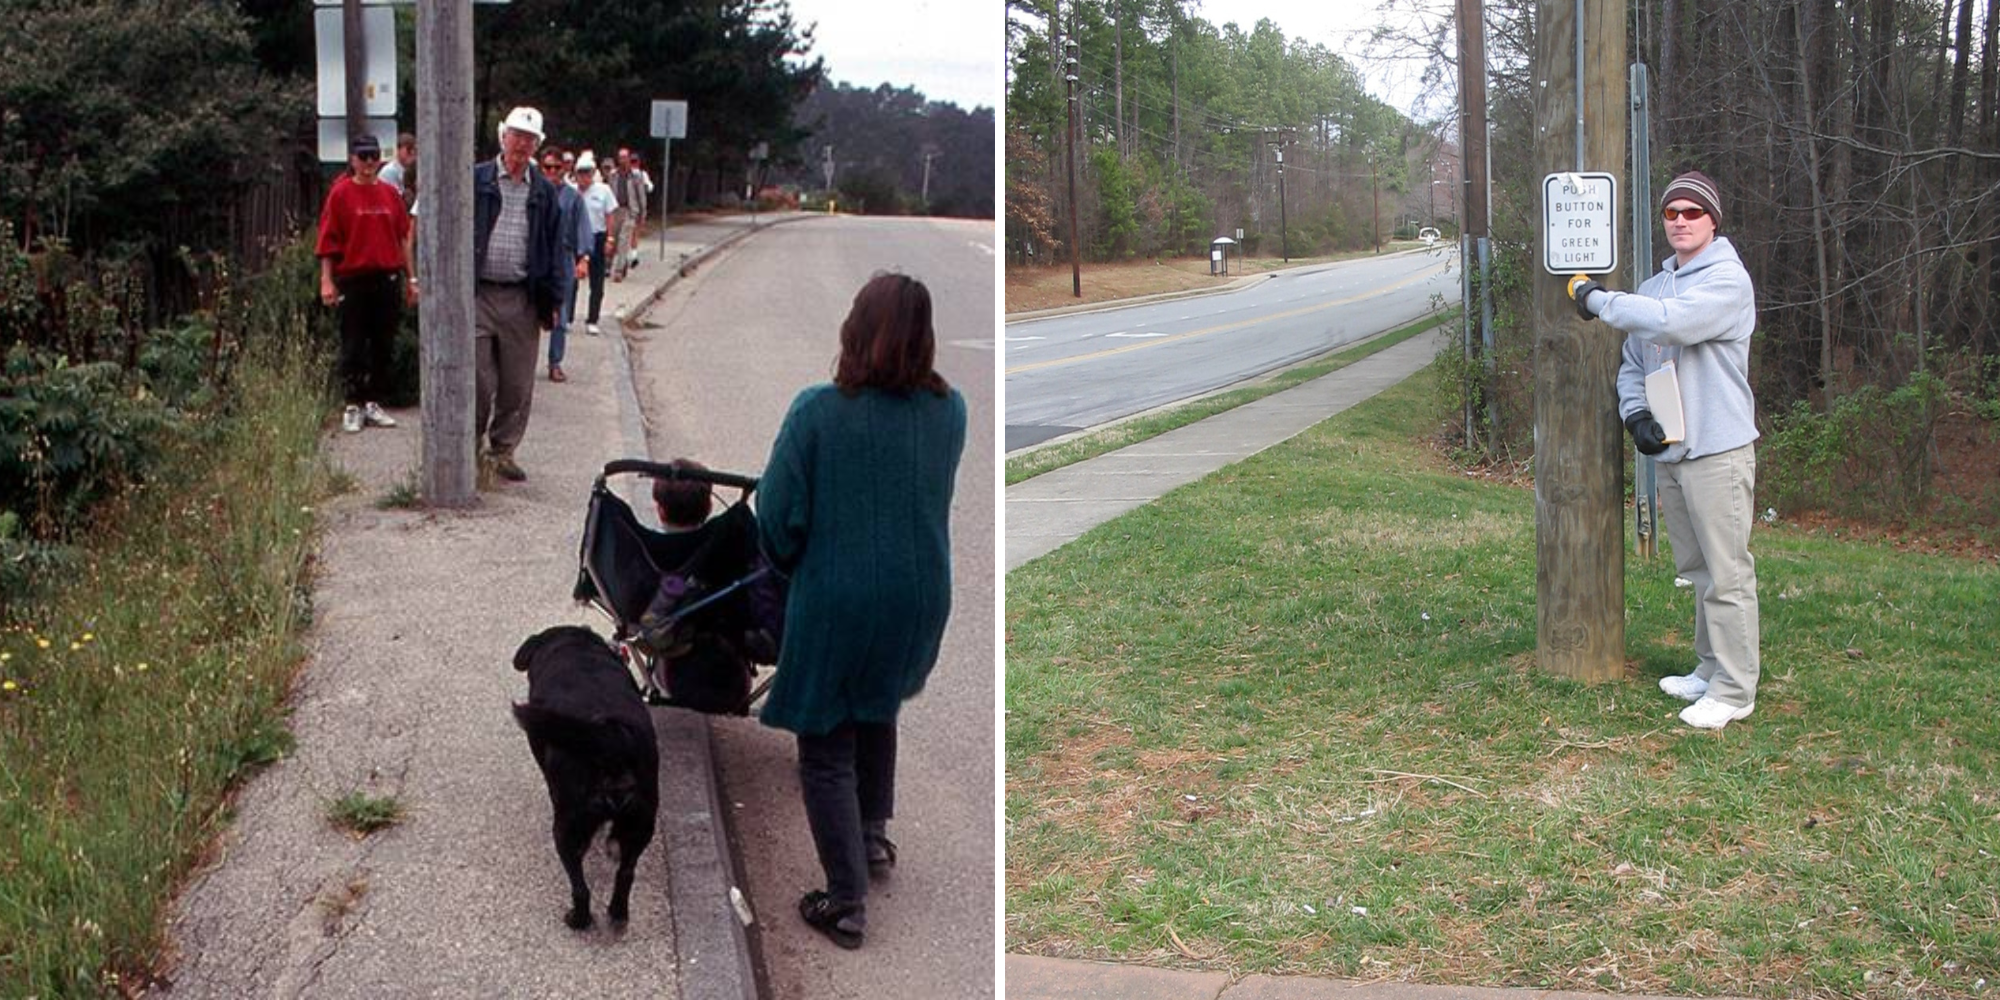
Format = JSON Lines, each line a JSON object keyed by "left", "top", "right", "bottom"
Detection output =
{"left": 1543, "top": 171, "right": 1617, "bottom": 274}
{"left": 650, "top": 100, "right": 688, "bottom": 140}
{"left": 314, "top": 6, "right": 397, "bottom": 118}
{"left": 317, "top": 117, "right": 399, "bottom": 164}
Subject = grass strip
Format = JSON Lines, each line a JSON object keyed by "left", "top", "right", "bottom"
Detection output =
{"left": 1006, "top": 309, "right": 1460, "bottom": 485}
{"left": 1005, "top": 369, "right": 2000, "bottom": 998}
{"left": 0, "top": 339, "right": 331, "bottom": 997}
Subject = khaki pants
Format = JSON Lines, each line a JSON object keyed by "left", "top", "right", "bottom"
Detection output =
{"left": 611, "top": 213, "right": 643, "bottom": 275}
{"left": 474, "top": 283, "right": 538, "bottom": 458}
{"left": 1658, "top": 443, "right": 1761, "bottom": 707}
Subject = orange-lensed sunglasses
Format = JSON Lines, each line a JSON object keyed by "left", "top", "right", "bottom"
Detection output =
{"left": 1662, "top": 205, "right": 1708, "bottom": 221}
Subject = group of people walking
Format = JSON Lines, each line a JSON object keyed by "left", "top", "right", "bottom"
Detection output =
{"left": 314, "top": 106, "right": 658, "bottom": 481}
{"left": 314, "top": 106, "right": 967, "bottom": 952}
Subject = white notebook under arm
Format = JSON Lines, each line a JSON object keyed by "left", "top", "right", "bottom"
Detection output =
{"left": 1645, "top": 360, "right": 1685, "bottom": 443}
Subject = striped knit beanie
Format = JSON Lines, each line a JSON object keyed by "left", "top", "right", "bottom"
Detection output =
{"left": 1660, "top": 171, "right": 1722, "bottom": 228}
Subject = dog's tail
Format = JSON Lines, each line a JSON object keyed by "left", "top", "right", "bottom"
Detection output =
{"left": 511, "top": 703, "right": 652, "bottom": 758}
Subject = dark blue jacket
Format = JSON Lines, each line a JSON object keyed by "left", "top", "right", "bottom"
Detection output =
{"left": 473, "top": 158, "right": 564, "bottom": 322}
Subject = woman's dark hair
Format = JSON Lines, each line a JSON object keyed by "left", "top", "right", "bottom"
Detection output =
{"left": 832, "top": 272, "right": 950, "bottom": 397}
{"left": 651, "top": 458, "right": 713, "bottom": 527}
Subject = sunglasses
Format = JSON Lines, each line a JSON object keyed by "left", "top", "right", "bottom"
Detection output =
{"left": 355, "top": 151, "right": 381, "bottom": 162}
{"left": 1661, "top": 205, "right": 1708, "bottom": 221}
{"left": 540, "top": 161, "right": 561, "bottom": 170}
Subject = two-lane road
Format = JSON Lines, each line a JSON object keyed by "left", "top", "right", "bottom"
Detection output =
{"left": 625, "top": 215, "right": 994, "bottom": 1000}
{"left": 1005, "top": 248, "right": 1457, "bottom": 451}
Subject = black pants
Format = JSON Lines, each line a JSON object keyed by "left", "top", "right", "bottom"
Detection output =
{"left": 336, "top": 271, "right": 402, "bottom": 404}
{"left": 796, "top": 721, "right": 897, "bottom": 910}
{"left": 585, "top": 231, "right": 607, "bottom": 323}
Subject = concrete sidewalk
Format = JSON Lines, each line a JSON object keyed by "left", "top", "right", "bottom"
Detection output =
{"left": 1007, "top": 955, "right": 1745, "bottom": 1000}
{"left": 162, "top": 211, "right": 815, "bottom": 999}
{"left": 1005, "top": 327, "right": 1449, "bottom": 571}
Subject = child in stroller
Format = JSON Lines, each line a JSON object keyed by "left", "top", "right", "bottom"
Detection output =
{"left": 637, "top": 459, "right": 779, "bottom": 666}
{"left": 571, "top": 458, "right": 782, "bottom": 714}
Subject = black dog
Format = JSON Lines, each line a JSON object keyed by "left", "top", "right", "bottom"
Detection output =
{"left": 512, "top": 625, "right": 658, "bottom": 929}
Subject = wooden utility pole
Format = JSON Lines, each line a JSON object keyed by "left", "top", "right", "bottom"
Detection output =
{"left": 1458, "top": 0, "right": 1489, "bottom": 239}
{"left": 417, "top": 0, "right": 477, "bottom": 506}
{"left": 1371, "top": 154, "right": 1380, "bottom": 253}
{"left": 1533, "top": 0, "right": 1627, "bottom": 681}
{"left": 1065, "top": 37, "right": 1081, "bottom": 297}
{"left": 1273, "top": 141, "right": 1288, "bottom": 262}
{"left": 1113, "top": 0, "right": 1124, "bottom": 159}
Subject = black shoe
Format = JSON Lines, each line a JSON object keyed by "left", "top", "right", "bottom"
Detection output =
{"left": 798, "top": 891, "right": 863, "bottom": 950}
{"left": 492, "top": 455, "right": 528, "bottom": 482}
{"left": 866, "top": 834, "right": 897, "bottom": 878}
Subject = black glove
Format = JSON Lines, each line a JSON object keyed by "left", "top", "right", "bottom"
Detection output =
{"left": 1625, "top": 409, "right": 1669, "bottom": 456}
{"left": 1570, "top": 279, "right": 1604, "bottom": 321}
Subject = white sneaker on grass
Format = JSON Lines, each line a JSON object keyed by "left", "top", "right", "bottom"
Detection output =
{"left": 362, "top": 402, "right": 398, "bottom": 428}
{"left": 341, "top": 405, "right": 363, "bottom": 434}
{"left": 1658, "top": 672, "right": 1709, "bottom": 702}
{"left": 1680, "top": 696, "right": 1753, "bottom": 730}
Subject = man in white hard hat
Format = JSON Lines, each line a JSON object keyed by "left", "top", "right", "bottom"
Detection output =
{"left": 472, "top": 106, "right": 564, "bottom": 483}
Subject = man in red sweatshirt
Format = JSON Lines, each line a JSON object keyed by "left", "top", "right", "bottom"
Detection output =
{"left": 317, "top": 132, "right": 416, "bottom": 434}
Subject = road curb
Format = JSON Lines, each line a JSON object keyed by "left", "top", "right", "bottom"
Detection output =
{"left": 614, "top": 213, "right": 825, "bottom": 328}
{"left": 1003, "top": 272, "right": 1273, "bottom": 324}
{"left": 603, "top": 235, "right": 763, "bottom": 1000}
{"left": 1001, "top": 317, "right": 1433, "bottom": 459}
{"left": 1003, "top": 246, "right": 1438, "bottom": 324}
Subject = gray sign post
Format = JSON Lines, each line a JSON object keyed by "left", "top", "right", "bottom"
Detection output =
{"left": 650, "top": 99, "right": 687, "bottom": 261}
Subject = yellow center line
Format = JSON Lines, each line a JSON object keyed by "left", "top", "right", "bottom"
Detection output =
{"left": 1004, "top": 262, "right": 1451, "bottom": 375}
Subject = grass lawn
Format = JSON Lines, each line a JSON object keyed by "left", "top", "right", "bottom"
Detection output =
{"left": 1007, "top": 243, "right": 1433, "bottom": 314}
{"left": 1005, "top": 369, "right": 2000, "bottom": 999}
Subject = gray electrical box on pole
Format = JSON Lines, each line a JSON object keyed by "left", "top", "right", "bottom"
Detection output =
{"left": 416, "top": 0, "right": 476, "bottom": 506}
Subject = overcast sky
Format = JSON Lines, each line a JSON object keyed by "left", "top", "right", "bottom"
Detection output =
{"left": 783, "top": 0, "right": 1002, "bottom": 111}
{"left": 1204, "top": 0, "right": 1448, "bottom": 117}
{"left": 1004, "top": 0, "right": 1455, "bottom": 120}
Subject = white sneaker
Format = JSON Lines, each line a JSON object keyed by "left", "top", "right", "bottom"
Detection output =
{"left": 1658, "top": 672, "right": 1709, "bottom": 702}
{"left": 586, "top": 322, "right": 602, "bottom": 336}
{"left": 1680, "top": 696, "right": 1753, "bottom": 729}
{"left": 362, "top": 402, "right": 398, "bottom": 428}
{"left": 341, "top": 405, "right": 363, "bottom": 434}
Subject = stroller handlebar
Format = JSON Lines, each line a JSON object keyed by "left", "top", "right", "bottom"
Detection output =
{"left": 598, "top": 459, "right": 760, "bottom": 492}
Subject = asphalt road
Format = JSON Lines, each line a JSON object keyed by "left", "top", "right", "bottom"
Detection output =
{"left": 624, "top": 215, "right": 996, "bottom": 999}
{"left": 1004, "top": 247, "right": 1458, "bottom": 450}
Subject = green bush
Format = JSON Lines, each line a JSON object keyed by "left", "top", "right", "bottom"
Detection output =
{"left": 1760, "top": 372, "right": 1949, "bottom": 521}
{"left": 0, "top": 347, "right": 181, "bottom": 538}
{"left": 0, "top": 230, "right": 349, "bottom": 610}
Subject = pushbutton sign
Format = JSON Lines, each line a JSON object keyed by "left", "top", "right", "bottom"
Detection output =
{"left": 1543, "top": 172, "right": 1617, "bottom": 274}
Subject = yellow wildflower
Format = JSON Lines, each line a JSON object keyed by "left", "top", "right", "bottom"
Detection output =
{"left": 2, "top": 680, "right": 16, "bottom": 692}
{"left": 36, "top": 637, "right": 50, "bottom": 649}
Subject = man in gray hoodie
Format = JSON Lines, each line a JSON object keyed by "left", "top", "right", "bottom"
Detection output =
{"left": 1569, "top": 171, "right": 1761, "bottom": 730}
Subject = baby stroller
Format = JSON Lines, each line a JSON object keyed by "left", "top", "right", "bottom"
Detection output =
{"left": 572, "top": 459, "right": 781, "bottom": 714}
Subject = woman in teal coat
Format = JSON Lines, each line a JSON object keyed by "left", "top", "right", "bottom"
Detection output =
{"left": 756, "top": 272, "right": 966, "bottom": 949}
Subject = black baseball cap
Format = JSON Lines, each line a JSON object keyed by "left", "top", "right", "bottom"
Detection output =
{"left": 351, "top": 134, "right": 382, "bottom": 158}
